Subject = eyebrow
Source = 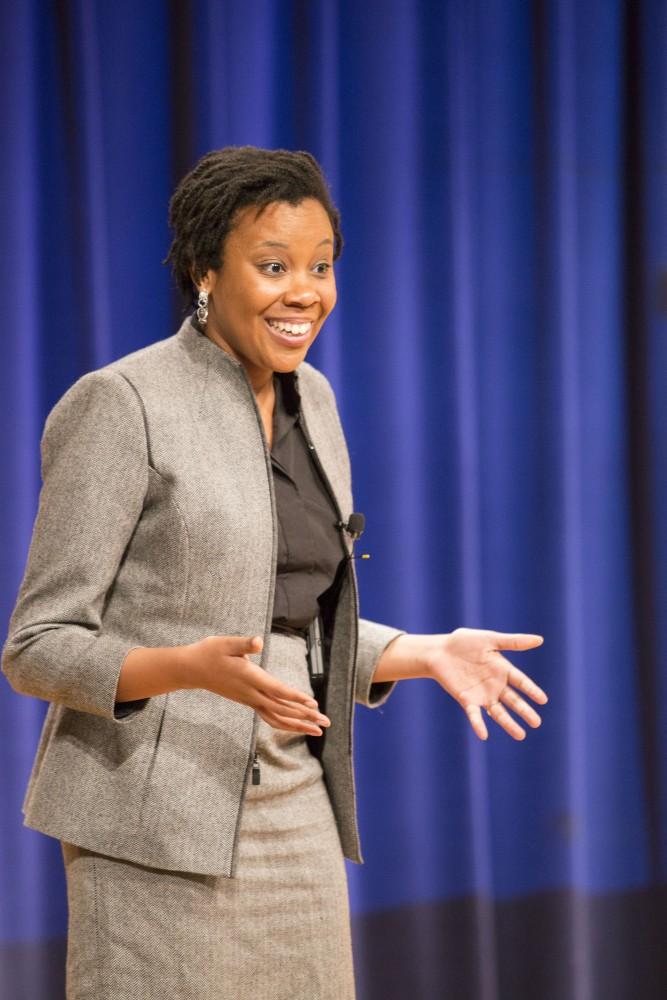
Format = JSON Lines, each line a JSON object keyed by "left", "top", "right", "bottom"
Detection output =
{"left": 254, "top": 238, "right": 333, "bottom": 249}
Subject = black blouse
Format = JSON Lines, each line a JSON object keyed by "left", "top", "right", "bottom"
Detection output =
{"left": 270, "top": 373, "right": 345, "bottom": 631}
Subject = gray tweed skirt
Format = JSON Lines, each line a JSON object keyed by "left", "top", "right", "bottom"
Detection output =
{"left": 61, "top": 633, "right": 355, "bottom": 1000}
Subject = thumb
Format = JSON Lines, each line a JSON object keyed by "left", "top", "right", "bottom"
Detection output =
{"left": 224, "top": 635, "right": 264, "bottom": 656}
{"left": 492, "top": 632, "right": 544, "bottom": 651}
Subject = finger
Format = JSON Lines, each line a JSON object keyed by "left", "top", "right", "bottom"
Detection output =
{"left": 253, "top": 687, "right": 327, "bottom": 722}
{"left": 500, "top": 687, "right": 542, "bottom": 728}
{"left": 253, "top": 671, "right": 320, "bottom": 709}
{"left": 269, "top": 696, "right": 330, "bottom": 726}
{"left": 508, "top": 666, "right": 548, "bottom": 704}
{"left": 258, "top": 707, "right": 323, "bottom": 736}
{"left": 464, "top": 704, "right": 488, "bottom": 741}
{"left": 262, "top": 697, "right": 331, "bottom": 726}
{"left": 491, "top": 632, "right": 544, "bottom": 652}
{"left": 486, "top": 701, "right": 526, "bottom": 741}
{"left": 225, "top": 635, "right": 264, "bottom": 656}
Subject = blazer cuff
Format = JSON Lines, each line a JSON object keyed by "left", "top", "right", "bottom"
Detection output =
{"left": 112, "top": 645, "right": 150, "bottom": 720}
{"left": 113, "top": 698, "right": 149, "bottom": 720}
{"left": 355, "top": 619, "right": 405, "bottom": 708}
{"left": 3, "top": 632, "right": 149, "bottom": 723}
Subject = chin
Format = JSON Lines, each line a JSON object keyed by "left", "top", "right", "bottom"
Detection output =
{"left": 272, "top": 356, "right": 306, "bottom": 373}
{"left": 270, "top": 345, "right": 311, "bottom": 372}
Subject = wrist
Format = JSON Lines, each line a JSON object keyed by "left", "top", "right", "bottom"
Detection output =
{"left": 172, "top": 642, "right": 199, "bottom": 691}
{"left": 373, "top": 632, "right": 439, "bottom": 683}
{"left": 117, "top": 642, "right": 199, "bottom": 702}
{"left": 408, "top": 633, "right": 443, "bottom": 680}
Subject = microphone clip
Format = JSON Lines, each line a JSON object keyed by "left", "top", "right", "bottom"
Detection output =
{"left": 337, "top": 512, "right": 366, "bottom": 541}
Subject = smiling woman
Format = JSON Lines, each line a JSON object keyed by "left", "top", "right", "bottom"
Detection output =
{"left": 200, "top": 201, "right": 336, "bottom": 367}
{"left": 196, "top": 199, "right": 338, "bottom": 446}
{"left": 2, "top": 146, "right": 547, "bottom": 1000}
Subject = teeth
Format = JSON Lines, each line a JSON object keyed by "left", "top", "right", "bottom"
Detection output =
{"left": 267, "top": 319, "right": 312, "bottom": 336}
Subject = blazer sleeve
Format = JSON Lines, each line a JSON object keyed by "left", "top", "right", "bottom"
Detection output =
{"left": 354, "top": 618, "right": 405, "bottom": 708}
{"left": 2, "top": 368, "right": 150, "bottom": 721}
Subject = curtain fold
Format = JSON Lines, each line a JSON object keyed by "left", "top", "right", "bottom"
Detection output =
{"left": 1, "top": 2, "right": 665, "bottom": 997}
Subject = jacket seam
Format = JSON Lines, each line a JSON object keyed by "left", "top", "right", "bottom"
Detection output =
{"left": 112, "top": 370, "right": 155, "bottom": 467}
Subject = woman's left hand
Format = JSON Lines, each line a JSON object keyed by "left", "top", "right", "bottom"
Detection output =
{"left": 374, "top": 628, "right": 547, "bottom": 741}
{"left": 425, "top": 629, "right": 547, "bottom": 740}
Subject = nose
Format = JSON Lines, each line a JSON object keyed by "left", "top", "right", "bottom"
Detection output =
{"left": 282, "top": 272, "right": 319, "bottom": 308}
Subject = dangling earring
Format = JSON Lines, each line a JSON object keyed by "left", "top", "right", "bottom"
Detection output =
{"left": 197, "top": 289, "right": 209, "bottom": 326}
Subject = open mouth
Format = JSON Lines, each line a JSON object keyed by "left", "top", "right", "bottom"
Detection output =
{"left": 265, "top": 318, "right": 314, "bottom": 346}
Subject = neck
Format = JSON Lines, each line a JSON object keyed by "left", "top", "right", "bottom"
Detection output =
{"left": 251, "top": 370, "right": 274, "bottom": 402}
{"left": 202, "top": 327, "right": 273, "bottom": 399}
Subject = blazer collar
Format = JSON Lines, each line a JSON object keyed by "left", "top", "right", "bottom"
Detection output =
{"left": 176, "top": 314, "right": 242, "bottom": 378}
{"left": 176, "top": 314, "right": 299, "bottom": 402}
{"left": 175, "top": 315, "right": 350, "bottom": 523}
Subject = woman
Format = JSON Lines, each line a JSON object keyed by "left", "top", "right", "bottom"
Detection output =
{"left": 2, "top": 147, "right": 547, "bottom": 999}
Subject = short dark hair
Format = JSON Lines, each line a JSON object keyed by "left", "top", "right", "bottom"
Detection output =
{"left": 165, "top": 146, "right": 343, "bottom": 299}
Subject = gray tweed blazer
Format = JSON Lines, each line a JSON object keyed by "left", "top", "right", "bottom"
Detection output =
{"left": 2, "top": 318, "right": 402, "bottom": 876}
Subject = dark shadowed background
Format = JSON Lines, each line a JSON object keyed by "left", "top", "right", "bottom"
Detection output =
{"left": 1, "top": 1, "right": 666, "bottom": 998}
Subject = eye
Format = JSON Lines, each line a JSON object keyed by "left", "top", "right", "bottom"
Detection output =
{"left": 313, "top": 262, "right": 332, "bottom": 275}
{"left": 258, "top": 261, "right": 286, "bottom": 275}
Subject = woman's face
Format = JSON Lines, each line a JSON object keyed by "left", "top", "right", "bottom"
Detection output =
{"left": 200, "top": 198, "right": 337, "bottom": 383}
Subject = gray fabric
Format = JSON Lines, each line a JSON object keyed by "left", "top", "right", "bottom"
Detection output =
{"left": 61, "top": 633, "right": 355, "bottom": 1000}
{"left": 2, "top": 318, "right": 403, "bottom": 875}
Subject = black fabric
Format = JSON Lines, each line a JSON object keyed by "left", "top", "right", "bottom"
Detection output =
{"left": 270, "top": 374, "right": 344, "bottom": 631}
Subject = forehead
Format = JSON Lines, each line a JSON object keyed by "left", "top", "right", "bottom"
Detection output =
{"left": 229, "top": 199, "right": 334, "bottom": 248}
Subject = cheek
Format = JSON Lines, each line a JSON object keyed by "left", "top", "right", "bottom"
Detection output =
{"left": 220, "top": 269, "right": 274, "bottom": 318}
{"left": 324, "top": 285, "right": 337, "bottom": 315}
{"left": 251, "top": 283, "right": 283, "bottom": 316}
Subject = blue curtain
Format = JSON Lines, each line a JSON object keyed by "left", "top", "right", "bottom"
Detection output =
{"left": 1, "top": 1, "right": 666, "bottom": 997}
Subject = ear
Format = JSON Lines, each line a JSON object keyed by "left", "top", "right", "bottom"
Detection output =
{"left": 189, "top": 266, "right": 211, "bottom": 294}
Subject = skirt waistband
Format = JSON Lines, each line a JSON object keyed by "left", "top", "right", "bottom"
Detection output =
{"left": 271, "top": 623, "right": 309, "bottom": 641}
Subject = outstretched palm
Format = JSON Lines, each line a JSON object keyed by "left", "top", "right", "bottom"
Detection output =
{"left": 427, "top": 628, "right": 547, "bottom": 741}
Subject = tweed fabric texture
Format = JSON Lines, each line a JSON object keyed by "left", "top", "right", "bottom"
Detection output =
{"left": 62, "top": 633, "right": 355, "bottom": 1000}
{"left": 2, "top": 318, "right": 403, "bottom": 875}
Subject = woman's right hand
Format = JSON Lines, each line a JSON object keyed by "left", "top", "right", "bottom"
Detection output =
{"left": 117, "top": 636, "right": 330, "bottom": 735}
{"left": 182, "top": 635, "right": 330, "bottom": 735}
